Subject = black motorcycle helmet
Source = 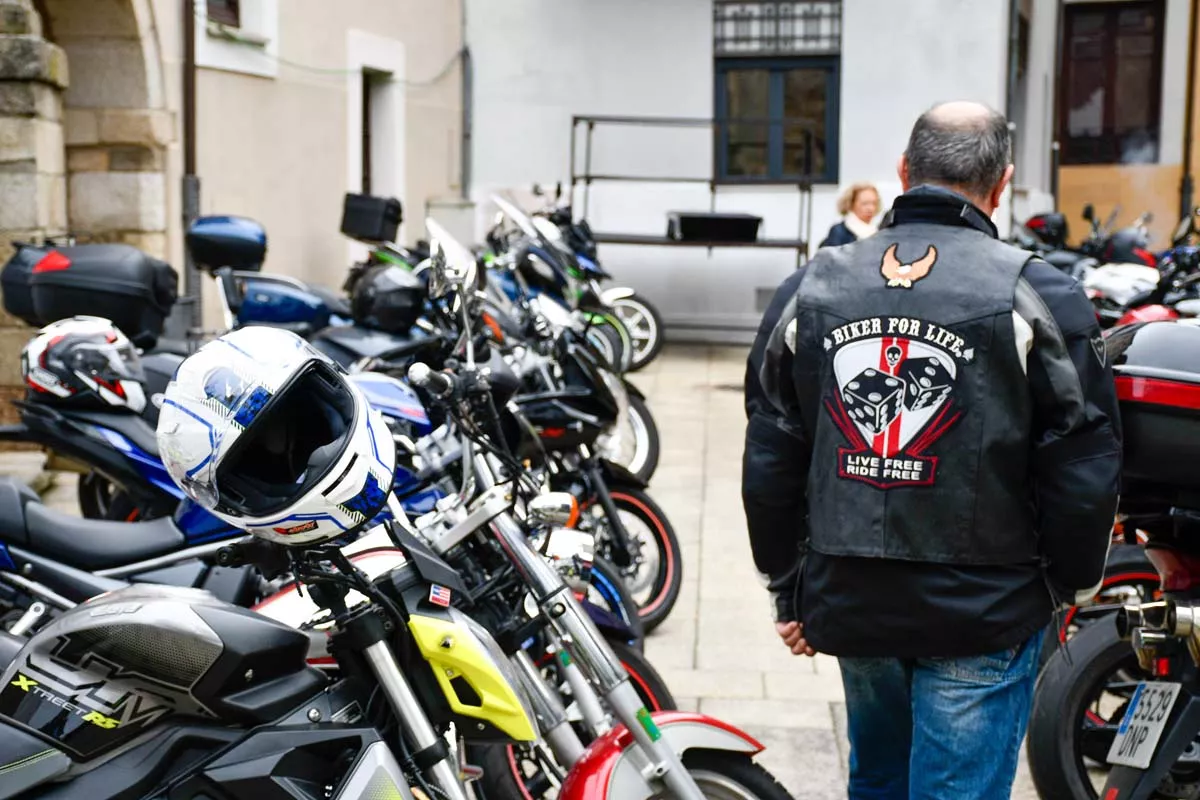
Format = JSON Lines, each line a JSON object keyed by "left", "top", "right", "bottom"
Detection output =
{"left": 1025, "top": 212, "right": 1069, "bottom": 250}
{"left": 1104, "top": 226, "right": 1157, "bottom": 267}
{"left": 350, "top": 264, "right": 426, "bottom": 335}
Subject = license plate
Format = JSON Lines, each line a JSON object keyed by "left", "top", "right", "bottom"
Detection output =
{"left": 1107, "top": 681, "right": 1182, "bottom": 769}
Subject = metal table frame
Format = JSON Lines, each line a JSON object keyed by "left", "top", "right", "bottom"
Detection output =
{"left": 568, "top": 114, "right": 815, "bottom": 268}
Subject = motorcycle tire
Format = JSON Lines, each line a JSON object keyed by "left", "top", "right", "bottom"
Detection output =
{"left": 470, "top": 638, "right": 676, "bottom": 799}
{"left": 585, "top": 323, "right": 626, "bottom": 374}
{"left": 610, "top": 293, "right": 665, "bottom": 372}
{"left": 624, "top": 394, "right": 660, "bottom": 484}
{"left": 604, "top": 487, "right": 682, "bottom": 635}
{"left": 587, "top": 556, "right": 646, "bottom": 651}
{"left": 1037, "top": 543, "right": 1159, "bottom": 672}
{"left": 1027, "top": 615, "right": 1169, "bottom": 800}
{"left": 680, "top": 750, "right": 794, "bottom": 800}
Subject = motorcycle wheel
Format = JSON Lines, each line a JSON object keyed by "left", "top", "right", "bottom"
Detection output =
{"left": 598, "top": 487, "right": 682, "bottom": 634}
{"left": 77, "top": 472, "right": 162, "bottom": 521}
{"left": 470, "top": 638, "right": 676, "bottom": 799}
{"left": 1038, "top": 543, "right": 1160, "bottom": 672}
{"left": 605, "top": 393, "right": 660, "bottom": 484}
{"left": 679, "top": 750, "right": 794, "bottom": 800}
{"left": 586, "top": 557, "right": 646, "bottom": 650}
{"left": 1026, "top": 616, "right": 1197, "bottom": 800}
{"left": 610, "top": 294, "right": 665, "bottom": 372}
{"left": 585, "top": 323, "right": 627, "bottom": 374}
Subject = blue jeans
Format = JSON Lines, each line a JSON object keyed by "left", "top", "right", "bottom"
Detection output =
{"left": 838, "top": 633, "right": 1043, "bottom": 800}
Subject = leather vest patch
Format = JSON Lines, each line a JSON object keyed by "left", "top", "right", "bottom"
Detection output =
{"left": 824, "top": 315, "right": 975, "bottom": 489}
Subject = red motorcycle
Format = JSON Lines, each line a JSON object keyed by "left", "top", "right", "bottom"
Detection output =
{"left": 1029, "top": 319, "right": 1200, "bottom": 800}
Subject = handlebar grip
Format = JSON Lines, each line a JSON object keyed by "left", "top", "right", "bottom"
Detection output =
{"left": 408, "top": 362, "right": 455, "bottom": 398}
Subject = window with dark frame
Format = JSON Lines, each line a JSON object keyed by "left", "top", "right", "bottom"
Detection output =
{"left": 1058, "top": 0, "right": 1165, "bottom": 166}
{"left": 206, "top": 0, "right": 240, "bottom": 27}
{"left": 714, "top": 1, "right": 841, "bottom": 183}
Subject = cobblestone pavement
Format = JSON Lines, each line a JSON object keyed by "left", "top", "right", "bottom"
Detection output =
{"left": 2, "top": 344, "right": 1043, "bottom": 798}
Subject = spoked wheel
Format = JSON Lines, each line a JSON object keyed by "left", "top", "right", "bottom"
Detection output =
{"left": 593, "top": 488, "right": 682, "bottom": 634}
{"left": 601, "top": 394, "right": 660, "bottom": 484}
{"left": 470, "top": 639, "right": 676, "bottom": 799}
{"left": 609, "top": 294, "right": 664, "bottom": 372}
{"left": 1027, "top": 616, "right": 1198, "bottom": 799}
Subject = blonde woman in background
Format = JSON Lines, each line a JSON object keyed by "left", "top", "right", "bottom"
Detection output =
{"left": 819, "top": 182, "right": 880, "bottom": 248}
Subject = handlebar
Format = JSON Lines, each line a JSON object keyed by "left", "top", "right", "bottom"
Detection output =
{"left": 407, "top": 362, "right": 456, "bottom": 399}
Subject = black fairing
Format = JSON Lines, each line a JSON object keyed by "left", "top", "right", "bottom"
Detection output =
{"left": 166, "top": 727, "right": 385, "bottom": 800}
{"left": 190, "top": 604, "right": 327, "bottom": 724}
{"left": 1107, "top": 320, "right": 1200, "bottom": 379}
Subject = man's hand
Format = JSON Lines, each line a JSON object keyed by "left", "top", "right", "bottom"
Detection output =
{"left": 776, "top": 621, "right": 816, "bottom": 656}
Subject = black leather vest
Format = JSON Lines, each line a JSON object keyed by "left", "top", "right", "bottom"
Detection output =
{"left": 787, "top": 219, "right": 1038, "bottom": 565}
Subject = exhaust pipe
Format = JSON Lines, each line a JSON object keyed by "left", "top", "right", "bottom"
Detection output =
{"left": 1116, "top": 600, "right": 1170, "bottom": 639}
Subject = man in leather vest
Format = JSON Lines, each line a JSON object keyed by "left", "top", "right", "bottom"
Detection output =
{"left": 743, "top": 101, "right": 1121, "bottom": 799}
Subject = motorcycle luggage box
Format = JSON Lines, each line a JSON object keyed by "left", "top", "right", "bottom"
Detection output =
{"left": 1108, "top": 320, "right": 1200, "bottom": 488}
{"left": 1, "top": 242, "right": 49, "bottom": 326}
{"left": 341, "top": 192, "right": 402, "bottom": 244}
{"left": 29, "top": 244, "right": 177, "bottom": 348}
{"left": 186, "top": 215, "right": 266, "bottom": 272}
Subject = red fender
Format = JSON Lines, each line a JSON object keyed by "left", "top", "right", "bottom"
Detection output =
{"left": 1117, "top": 304, "right": 1179, "bottom": 327}
{"left": 559, "top": 711, "right": 764, "bottom": 800}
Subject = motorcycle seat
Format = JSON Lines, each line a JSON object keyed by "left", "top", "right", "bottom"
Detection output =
{"left": 67, "top": 409, "right": 160, "bottom": 459}
{"left": 0, "top": 478, "right": 185, "bottom": 571}
{"left": 0, "top": 719, "right": 70, "bottom": 796}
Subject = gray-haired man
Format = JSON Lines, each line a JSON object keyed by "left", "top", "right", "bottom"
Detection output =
{"left": 742, "top": 101, "right": 1121, "bottom": 799}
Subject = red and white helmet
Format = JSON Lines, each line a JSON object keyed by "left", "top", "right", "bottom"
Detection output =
{"left": 21, "top": 316, "right": 147, "bottom": 413}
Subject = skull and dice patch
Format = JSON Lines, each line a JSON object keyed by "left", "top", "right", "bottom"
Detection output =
{"left": 824, "top": 315, "right": 974, "bottom": 489}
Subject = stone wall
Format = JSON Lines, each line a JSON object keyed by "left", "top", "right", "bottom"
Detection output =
{"left": 0, "top": 0, "right": 66, "bottom": 406}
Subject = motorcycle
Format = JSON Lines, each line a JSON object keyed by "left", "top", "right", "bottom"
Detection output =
{"left": 1026, "top": 319, "right": 1200, "bottom": 800}
{"left": 529, "top": 182, "right": 666, "bottom": 371}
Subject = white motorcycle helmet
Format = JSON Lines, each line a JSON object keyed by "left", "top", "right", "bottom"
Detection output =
{"left": 156, "top": 326, "right": 396, "bottom": 545}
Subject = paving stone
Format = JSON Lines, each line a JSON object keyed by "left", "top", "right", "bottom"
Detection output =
{"left": 657, "top": 668, "right": 764, "bottom": 700}
{"left": 700, "top": 697, "right": 836, "bottom": 730}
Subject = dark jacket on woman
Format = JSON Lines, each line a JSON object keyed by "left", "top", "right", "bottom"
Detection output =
{"left": 819, "top": 221, "right": 858, "bottom": 248}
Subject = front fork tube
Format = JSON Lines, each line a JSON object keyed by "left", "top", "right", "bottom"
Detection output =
{"left": 550, "top": 641, "right": 611, "bottom": 736}
{"left": 363, "top": 641, "right": 470, "bottom": 800}
{"left": 510, "top": 649, "right": 587, "bottom": 767}
{"left": 585, "top": 465, "right": 633, "bottom": 569}
{"left": 490, "top": 513, "right": 705, "bottom": 800}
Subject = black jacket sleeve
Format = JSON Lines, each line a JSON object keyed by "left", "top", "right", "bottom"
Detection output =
{"left": 1015, "top": 259, "right": 1122, "bottom": 603}
{"left": 743, "top": 268, "right": 811, "bottom": 622}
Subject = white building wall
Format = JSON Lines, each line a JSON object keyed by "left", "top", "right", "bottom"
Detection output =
{"left": 467, "top": 0, "right": 1016, "bottom": 341}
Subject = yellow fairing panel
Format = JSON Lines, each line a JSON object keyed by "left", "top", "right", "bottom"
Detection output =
{"left": 407, "top": 614, "right": 537, "bottom": 742}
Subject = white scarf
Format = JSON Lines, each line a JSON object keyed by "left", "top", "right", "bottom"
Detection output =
{"left": 843, "top": 213, "right": 878, "bottom": 241}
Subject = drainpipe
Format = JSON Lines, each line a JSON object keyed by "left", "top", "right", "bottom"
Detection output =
{"left": 182, "top": 0, "right": 202, "bottom": 329}
{"left": 1005, "top": 0, "right": 1021, "bottom": 231}
{"left": 1051, "top": 0, "right": 1065, "bottom": 210}
{"left": 1181, "top": 0, "right": 1199, "bottom": 221}
{"left": 460, "top": 1, "right": 471, "bottom": 201}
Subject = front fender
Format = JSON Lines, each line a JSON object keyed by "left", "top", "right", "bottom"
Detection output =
{"left": 600, "top": 286, "right": 637, "bottom": 304}
{"left": 597, "top": 458, "right": 647, "bottom": 490}
{"left": 621, "top": 378, "right": 644, "bottom": 400}
{"left": 559, "top": 711, "right": 763, "bottom": 800}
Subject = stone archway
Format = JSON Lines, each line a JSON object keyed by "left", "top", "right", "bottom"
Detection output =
{"left": 0, "top": 0, "right": 171, "bottom": 400}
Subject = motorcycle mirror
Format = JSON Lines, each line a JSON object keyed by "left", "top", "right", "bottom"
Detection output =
{"left": 424, "top": 217, "right": 477, "bottom": 298}
{"left": 555, "top": 181, "right": 563, "bottom": 201}
{"left": 532, "top": 183, "right": 543, "bottom": 197}
{"left": 1144, "top": 212, "right": 1155, "bottom": 225}
{"left": 526, "top": 492, "right": 579, "bottom": 527}
{"left": 1083, "top": 203, "right": 1095, "bottom": 223}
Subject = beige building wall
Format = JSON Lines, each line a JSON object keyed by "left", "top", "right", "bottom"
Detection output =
{"left": 173, "top": 0, "right": 464, "bottom": 328}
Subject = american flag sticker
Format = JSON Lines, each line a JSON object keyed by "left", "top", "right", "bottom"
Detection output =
{"left": 428, "top": 584, "right": 452, "bottom": 608}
